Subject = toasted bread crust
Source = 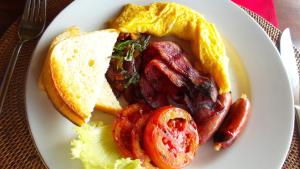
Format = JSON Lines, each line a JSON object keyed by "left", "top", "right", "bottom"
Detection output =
{"left": 40, "top": 28, "right": 122, "bottom": 125}
{"left": 39, "top": 27, "right": 86, "bottom": 125}
{"left": 40, "top": 47, "right": 85, "bottom": 126}
{"left": 50, "top": 30, "right": 119, "bottom": 119}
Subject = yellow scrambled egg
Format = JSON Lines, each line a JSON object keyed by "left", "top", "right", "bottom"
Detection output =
{"left": 110, "top": 2, "right": 230, "bottom": 93}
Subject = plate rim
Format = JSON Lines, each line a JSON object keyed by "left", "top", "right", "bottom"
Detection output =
{"left": 24, "top": 0, "right": 295, "bottom": 168}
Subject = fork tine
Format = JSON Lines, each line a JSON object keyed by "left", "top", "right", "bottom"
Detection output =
{"left": 22, "top": 0, "right": 31, "bottom": 21}
{"left": 29, "top": 0, "right": 36, "bottom": 22}
{"left": 40, "top": 0, "right": 46, "bottom": 22}
{"left": 34, "top": 0, "right": 41, "bottom": 22}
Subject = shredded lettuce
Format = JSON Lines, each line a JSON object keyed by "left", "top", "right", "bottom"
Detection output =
{"left": 114, "top": 158, "right": 145, "bottom": 169}
{"left": 70, "top": 122, "right": 144, "bottom": 169}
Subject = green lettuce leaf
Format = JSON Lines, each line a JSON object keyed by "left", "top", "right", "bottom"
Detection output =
{"left": 114, "top": 158, "right": 145, "bottom": 169}
{"left": 70, "top": 122, "right": 144, "bottom": 169}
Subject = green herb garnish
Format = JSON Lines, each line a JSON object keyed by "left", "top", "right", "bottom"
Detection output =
{"left": 124, "top": 71, "right": 140, "bottom": 88}
{"left": 124, "top": 43, "right": 135, "bottom": 61}
{"left": 114, "top": 40, "right": 133, "bottom": 51}
{"left": 111, "top": 34, "right": 151, "bottom": 87}
{"left": 140, "top": 35, "right": 151, "bottom": 51}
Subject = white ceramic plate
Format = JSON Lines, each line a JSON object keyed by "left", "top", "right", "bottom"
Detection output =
{"left": 25, "top": 0, "right": 294, "bottom": 169}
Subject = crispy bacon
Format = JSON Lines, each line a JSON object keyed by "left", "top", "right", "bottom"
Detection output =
{"left": 187, "top": 94, "right": 224, "bottom": 123}
{"left": 139, "top": 76, "right": 168, "bottom": 108}
{"left": 140, "top": 41, "right": 220, "bottom": 122}
{"left": 144, "top": 42, "right": 204, "bottom": 84}
{"left": 143, "top": 41, "right": 218, "bottom": 102}
{"left": 144, "top": 59, "right": 186, "bottom": 90}
{"left": 141, "top": 59, "right": 188, "bottom": 109}
{"left": 123, "top": 84, "right": 143, "bottom": 104}
{"left": 106, "top": 38, "right": 222, "bottom": 123}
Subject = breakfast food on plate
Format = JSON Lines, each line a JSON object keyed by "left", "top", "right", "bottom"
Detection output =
{"left": 37, "top": 2, "right": 252, "bottom": 169}
{"left": 197, "top": 92, "right": 232, "bottom": 145}
{"left": 107, "top": 35, "right": 225, "bottom": 168}
{"left": 214, "top": 94, "right": 251, "bottom": 151}
{"left": 71, "top": 122, "right": 144, "bottom": 169}
{"left": 112, "top": 103, "right": 199, "bottom": 168}
{"left": 110, "top": 2, "right": 230, "bottom": 94}
{"left": 112, "top": 103, "right": 152, "bottom": 158}
{"left": 39, "top": 27, "right": 83, "bottom": 125}
{"left": 105, "top": 33, "right": 151, "bottom": 104}
{"left": 95, "top": 79, "right": 124, "bottom": 115}
{"left": 143, "top": 106, "right": 199, "bottom": 169}
{"left": 39, "top": 27, "right": 120, "bottom": 125}
{"left": 105, "top": 2, "right": 250, "bottom": 168}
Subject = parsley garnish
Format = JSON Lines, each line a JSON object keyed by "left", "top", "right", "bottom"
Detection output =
{"left": 111, "top": 34, "right": 151, "bottom": 87}
{"left": 124, "top": 43, "right": 135, "bottom": 61}
{"left": 114, "top": 40, "right": 133, "bottom": 51}
{"left": 124, "top": 71, "right": 140, "bottom": 88}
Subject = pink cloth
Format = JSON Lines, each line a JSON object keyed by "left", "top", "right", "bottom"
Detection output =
{"left": 232, "top": 0, "right": 278, "bottom": 27}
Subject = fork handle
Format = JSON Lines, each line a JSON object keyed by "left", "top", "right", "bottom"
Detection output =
{"left": 0, "top": 40, "right": 24, "bottom": 114}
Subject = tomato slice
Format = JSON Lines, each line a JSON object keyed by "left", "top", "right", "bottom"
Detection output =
{"left": 113, "top": 119, "right": 133, "bottom": 157}
{"left": 119, "top": 102, "right": 151, "bottom": 120}
{"left": 131, "top": 114, "right": 157, "bottom": 168}
{"left": 113, "top": 103, "right": 152, "bottom": 157}
{"left": 143, "top": 106, "right": 199, "bottom": 169}
{"left": 131, "top": 114, "right": 151, "bottom": 161}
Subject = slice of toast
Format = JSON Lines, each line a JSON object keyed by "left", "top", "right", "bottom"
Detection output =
{"left": 49, "top": 29, "right": 119, "bottom": 121}
{"left": 95, "top": 79, "right": 125, "bottom": 115}
{"left": 42, "top": 47, "right": 85, "bottom": 125}
{"left": 39, "top": 27, "right": 85, "bottom": 125}
{"left": 39, "top": 27, "right": 82, "bottom": 90}
{"left": 39, "top": 27, "right": 124, "bottom": 125}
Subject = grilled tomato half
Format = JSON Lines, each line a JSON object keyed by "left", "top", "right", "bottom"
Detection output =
{"left": 143, "top": 106, "right": 199, "bottom": 169}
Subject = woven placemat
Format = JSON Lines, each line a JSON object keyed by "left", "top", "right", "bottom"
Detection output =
{"left": 0, "top": 0, "right": 299, "bottom": 168}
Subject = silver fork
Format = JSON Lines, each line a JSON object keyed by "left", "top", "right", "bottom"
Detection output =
{"left": 0, "top": 0, "right": 46, "bottom": 114}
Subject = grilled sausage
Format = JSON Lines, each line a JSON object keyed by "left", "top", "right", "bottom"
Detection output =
{"left": 213, "top": 94, "right": 251, "bottom": 151}
{"left": 197, "top": 92, "right": 232, "bottom": 145}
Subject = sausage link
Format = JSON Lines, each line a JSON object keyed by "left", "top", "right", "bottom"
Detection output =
{"left": 213, "top": 94, "right": 251, "bottom": 151}
{"left": 197, "top": 92, "right": 232, "bottom": 145}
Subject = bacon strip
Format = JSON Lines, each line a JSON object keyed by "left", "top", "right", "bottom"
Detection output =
{"left": 139, "top": 76, "right": 168, "bottom": 108}
{"left": 144, "top": 59, "right": 187, "bottom": 89}
{"left": 144, "top": 41, "right": 205, "bottom": 85}
{"left": 143, "top": 41, "right": 218, "bottom": 102}
{"left": 140, "top": 41, "right": 222, "bottom": 122}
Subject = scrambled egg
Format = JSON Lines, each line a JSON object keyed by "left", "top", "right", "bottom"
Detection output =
{"left": 110, "top": 2, "right": 230, "bottom": 93}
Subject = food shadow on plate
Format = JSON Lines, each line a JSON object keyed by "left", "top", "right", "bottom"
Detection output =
{"left": 91, "top": 110, "right": 116, "bottom": 124}
{"left": 193, "top": 141, "right": 225, "bottom": 166}
{"left": 51, "top": 139, "right": 83, "bottom": 169}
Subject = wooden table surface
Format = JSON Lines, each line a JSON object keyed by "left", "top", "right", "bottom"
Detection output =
{"left": 0, "top": 0, "right": 300, "bottom": 49}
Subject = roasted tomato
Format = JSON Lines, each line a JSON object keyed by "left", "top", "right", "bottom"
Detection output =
{"left": 113, "top": 103, "right": 151, "bottom": 157}
{"left": 113, "top": 119, "right": 133, "bottom": 157}
{"left": 131, "top": 114, "right": 157, "bottom": 168}
{"left": 143, "top": 106, "right": 199, "bottom": 169}
{"left": 119, "top": 102, "right": 152, "bottom": 121}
